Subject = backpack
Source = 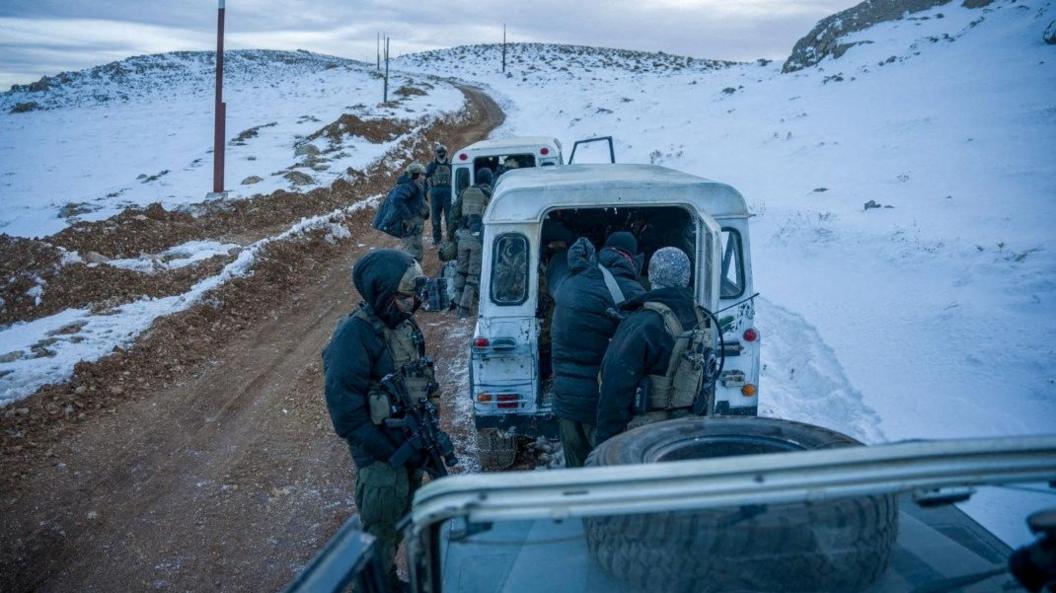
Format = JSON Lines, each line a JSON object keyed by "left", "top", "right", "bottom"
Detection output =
{"left": 641, "top": 302, "right": 719, "bottom": 412}
{"left": 373, "top": 183, "right": 411, "bottom": 238}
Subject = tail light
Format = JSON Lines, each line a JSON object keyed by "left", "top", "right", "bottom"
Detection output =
{"left": 458, "top": 153, "right": 468, "bottom": 161}
{"left": 496, "top": 394, "right": 520, "bottom": 409}
{"left": 539, "top": 147, "right": 550, "bottom": 156}
{"left": 743, "top": 328, "right": 759, "bottom": 342}
{"left": 473, "top": 337, "right": 489, "bottom": 348}
{"left": 477, "top": 393, "right": 493, "bottom": 402}
{"left": 742, "top": 384, "right": 757, "bottom": 397}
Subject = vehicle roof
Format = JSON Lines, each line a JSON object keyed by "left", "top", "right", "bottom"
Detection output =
{"left": 486, "top": 164, "right": 749, "bottom": 223}
{"left": 458, "top": 136, "right": 560, "bottom": 154}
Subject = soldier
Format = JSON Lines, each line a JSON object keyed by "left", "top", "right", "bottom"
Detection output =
{"left": 425, "top": 144, "right": 452, "bottom": 247}
{"left": 595, "top": 247, "right": 716, "bottom": 445}
{"left": 450, "top": 167, "right": 494, "bottom": 318}
{"left": 322, "top": 249, "right": 439, "bottom": 590}
{"left": 388, "top": 163, "right": 428, "bottom": 261}
{"left": 496, "top": 155, "right": 520, "bottom": 179}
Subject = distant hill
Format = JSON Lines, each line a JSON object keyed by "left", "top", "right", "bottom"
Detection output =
{"left": 2, "top": 50, "right": 365, "bottom": 113}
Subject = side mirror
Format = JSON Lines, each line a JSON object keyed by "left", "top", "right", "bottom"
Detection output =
{"left": 281, "top": 515, "right": 391, "bottom": 593}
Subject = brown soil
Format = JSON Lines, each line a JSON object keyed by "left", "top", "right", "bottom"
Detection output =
{"left": 305, "top": 113, "right": 410, "bottom": 144}
{"left": 0, "top": 85, "right": 503, "bottom": 593}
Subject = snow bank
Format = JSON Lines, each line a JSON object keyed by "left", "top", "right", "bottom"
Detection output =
{"left": 105, "top": 240, "right": 239, "bottom": 273}
{"left": 0, "top": 196, "right": 379, "bottom": 405}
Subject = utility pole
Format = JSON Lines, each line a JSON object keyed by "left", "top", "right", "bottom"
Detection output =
{"left": 383, "top": 36, "right": 390, "bottom": 103}
{"left": 502, "top": 24, "right": 507, "bottom": 73}
{"left": 376, "top": 32, "right": 380, "bottom": 71}
{"left": 212, "top": 0, "right": 226, "bottom": 195}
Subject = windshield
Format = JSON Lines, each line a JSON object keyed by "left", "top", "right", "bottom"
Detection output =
{"left": 437, "top": 492, "right": 1018, "bottom": 593}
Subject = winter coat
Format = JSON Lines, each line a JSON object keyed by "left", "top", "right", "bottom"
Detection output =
{"left": 548, "top": 237, "right": 646, "bottom": 424}
{"left": 379, "top": 175, "right": 427, "bottom": 235}
{"left": 322, "top": 250, "right": 423, "bottom": 468}
{"left": 594, "top": 286, "right": 700, "bottom": 444}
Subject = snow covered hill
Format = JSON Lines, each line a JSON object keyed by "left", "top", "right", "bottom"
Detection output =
{"left": 0, "top": 50, "right": 463, "bottom": 238}
{"left": 396, "top": 0, "right": 1056, "bottom": 542}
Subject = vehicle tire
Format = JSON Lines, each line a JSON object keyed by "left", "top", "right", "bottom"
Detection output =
{"left": 584, "top": 417, "right": 898, "bottom": 593}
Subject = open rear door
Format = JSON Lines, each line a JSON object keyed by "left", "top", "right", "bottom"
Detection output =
{"left": 568, "top": 136, "right": 615, "bottom": 164}
{"left": 697, "top": 212, "right": 722, "bottom": 313}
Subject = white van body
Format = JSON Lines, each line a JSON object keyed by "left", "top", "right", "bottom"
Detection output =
{"left": 470, "top": 164, "right": 760, "bottom": 443}
{"left": 451, "top": 136, "right": 564, "bottom": 199}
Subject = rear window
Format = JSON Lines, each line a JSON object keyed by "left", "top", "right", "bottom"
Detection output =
{"left": 455, "top": 167, "right": 470, "bottom": 196}
{"left": 490, "top": 233, "right": 529, "bottom": 306}
{"left": 720, "top": 228, "right": 745, "bottom": 299}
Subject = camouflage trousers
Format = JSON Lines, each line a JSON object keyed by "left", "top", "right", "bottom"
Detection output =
{"left": 454, "top": 229, "right": 482, "bottom": 312}
{"left": 401, "top": 218, "right": 424, "bottom": 262}
{"left": 559, "top": 418, "right": 596, "bottom": 468}
{"left": 354, "top": 461, "right": 423, "bottom": 588}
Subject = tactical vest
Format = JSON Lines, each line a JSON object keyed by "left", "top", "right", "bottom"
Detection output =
{"left": 460, "top": 185, "right": 489, "bottom": 219}
{"left": 642, "top": 302, "right": 716, "bottom": 411}
{"left": 352, "top": 305, "right": 437, "bottom": 425}
{"left": 430, "top": 162, "right": 451, "bottom": 187}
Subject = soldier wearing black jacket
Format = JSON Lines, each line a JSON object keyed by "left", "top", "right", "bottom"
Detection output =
{"left": 548, "top": 232, "right": 645, "bottom": 467}
{"left": 322, "top": 249, "right": 437, "bottom": 589}
{"left": 595, "top": 247, "right": 699, "bottom": 445}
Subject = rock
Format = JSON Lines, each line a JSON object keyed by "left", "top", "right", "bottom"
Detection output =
{"left": 294, "top": 143, "right": 320, "bottom": 157}
{"left": 9, "top": 102, "right": 39, "bottom": 114}
{"left": 962, "top": 0, "right": 992, "bottom": 7}
{"left": 109, "top": 385, "right": 124, "bottom": 395}
{"left": 283, "top": 171, "right": 315, "bottom": 186}
{"left": 310, "top": 164, "right": 331, "bottom": 172}
{"left": 74, "top": 385, "right": 87, "bottom": 395}
{"left": 784, "top": 0, "right": 949, "bottom": 72}
{"left": 1045, "top": 20, "right": 1056, "bottom": 45}
{"left": 0, "top": 350, "right": 23, "bottom": 363}
{"left": 83, "top": 251, "right": 109, "bottom": 264}
{"left": 143, "top": 203, "right": 168, "bottom": 220}
{"left": 864, "top": 200, "right": 883, "bottom": 210}
{"left": 241, "top": 175, "right": 263, "bottom": 185}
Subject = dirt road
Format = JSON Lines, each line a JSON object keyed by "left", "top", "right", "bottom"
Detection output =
{"left": 0, "top": 86, "right": 503, "bottom": 593}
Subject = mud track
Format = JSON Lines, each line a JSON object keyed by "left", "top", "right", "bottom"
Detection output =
{"left": 0, "top": 85, "right": 503, "bottom": 593}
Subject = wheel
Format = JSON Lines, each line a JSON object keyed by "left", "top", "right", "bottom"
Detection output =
{"left": 584, "top": 417, "right": 898, "bottom": 593}
{"left": 476, "top": 428, "right": 517, "bottom": 471}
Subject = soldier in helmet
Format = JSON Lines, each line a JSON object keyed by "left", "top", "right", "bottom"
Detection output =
{"left": 388, "top": 162, "right": 429, "bottom": 261}
{"left": 322, "top": 249, "right": 440, "bottom": 590}
{"left": 496, "top": 155, "right": 521, "bottom": 179}
{"left": 425, "top": 144, "right": 453, "bottom": 247}
{"left": 450, "top": 167, "right": 494, "bottom": 318}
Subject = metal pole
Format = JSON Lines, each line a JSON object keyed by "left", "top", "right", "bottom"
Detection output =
{"left": 383, "top": 37, "right": 390, "bottom": 103}
{"left": 212, "top": 0, "right": 226, "bottom": 194}
{"left": 376, "top": 32, "right": 380, "bottom": 71}
{"left": 502, "top": 24, "right": 506, "bottom": 73}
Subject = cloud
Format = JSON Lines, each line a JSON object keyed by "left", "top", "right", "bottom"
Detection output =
{"left": 0, "top": 1, "right": 858, "bottom": 87}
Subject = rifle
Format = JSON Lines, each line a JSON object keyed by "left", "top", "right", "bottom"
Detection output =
{"left": 381, "top": 364, "right": 458, "bottom": 478}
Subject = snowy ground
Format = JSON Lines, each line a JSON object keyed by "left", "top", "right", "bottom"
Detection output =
{"left": 0, "top": 50, "right": 462, "bottom": 238}
{"left": 396, "top": 1, "right": 1056, "bottom": 543}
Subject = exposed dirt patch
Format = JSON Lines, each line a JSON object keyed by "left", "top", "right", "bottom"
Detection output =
{"left": 0, "top": 85, "right": 504, "bottom": 593}
{"left": 306, "top": 113, "right": 411, "bottom": 144}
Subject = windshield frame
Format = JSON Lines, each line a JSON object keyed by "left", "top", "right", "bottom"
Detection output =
{"left": 407, "top": 435, "right": 1056, "bottom": 591}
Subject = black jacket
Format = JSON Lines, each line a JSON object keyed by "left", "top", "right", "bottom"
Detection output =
{"left": 323, "top": 250, "right": 420, "bottom": 468}
{"left": 548, "top": 238, "right": 645, "bottom": 424}
{"left": 595, "top": 286, "right": 699, "bottom": 444}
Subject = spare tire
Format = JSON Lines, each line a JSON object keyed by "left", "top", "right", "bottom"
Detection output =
{"left": 584, "top": 417, "right": 898, "bottom": 593}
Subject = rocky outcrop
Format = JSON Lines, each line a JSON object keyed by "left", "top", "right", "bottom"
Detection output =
{"left": 783, "top": 0, "right": 954, "bottom": 72}
{"left": 1044, "top": 19, "right": 1056, "bottom": 45}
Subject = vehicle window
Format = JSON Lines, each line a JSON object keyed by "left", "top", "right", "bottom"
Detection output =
{"left": 455, "top": 167, "right": 470, "bottom": 196}
{"left": 491, "top": 233, "right": 529, "bottom": 306}
{"left": 720, "top": 228, "right": 745, "bottom": 299}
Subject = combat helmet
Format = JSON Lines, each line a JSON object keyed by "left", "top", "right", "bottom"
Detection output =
{"left": 406, "top": 162, "right": 427, "bottom": 177}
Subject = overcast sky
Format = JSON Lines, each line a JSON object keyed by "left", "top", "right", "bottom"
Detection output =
{"left": 0, "top": 0, "right": 860, "bottom": 89}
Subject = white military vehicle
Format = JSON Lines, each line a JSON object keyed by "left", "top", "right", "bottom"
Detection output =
{"left": 469, "top": 164, "right": 760, "bottom": 466}
{"left": 450, "top": 136, "right": 564, "bottom": 197}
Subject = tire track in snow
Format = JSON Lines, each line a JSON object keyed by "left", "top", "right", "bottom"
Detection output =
{"left": 756, "top": 297, "right": 886, "bottom": 444}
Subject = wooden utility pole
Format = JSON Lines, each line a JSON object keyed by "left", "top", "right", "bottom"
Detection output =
{"left": 383, "top": 36, "right": 390, "bottom": 103}
{"left": 212, "top": 0, "right": 226, "bottom": 194}
{"left": 502, "top": 24, "right": 507, "bottom": 73}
